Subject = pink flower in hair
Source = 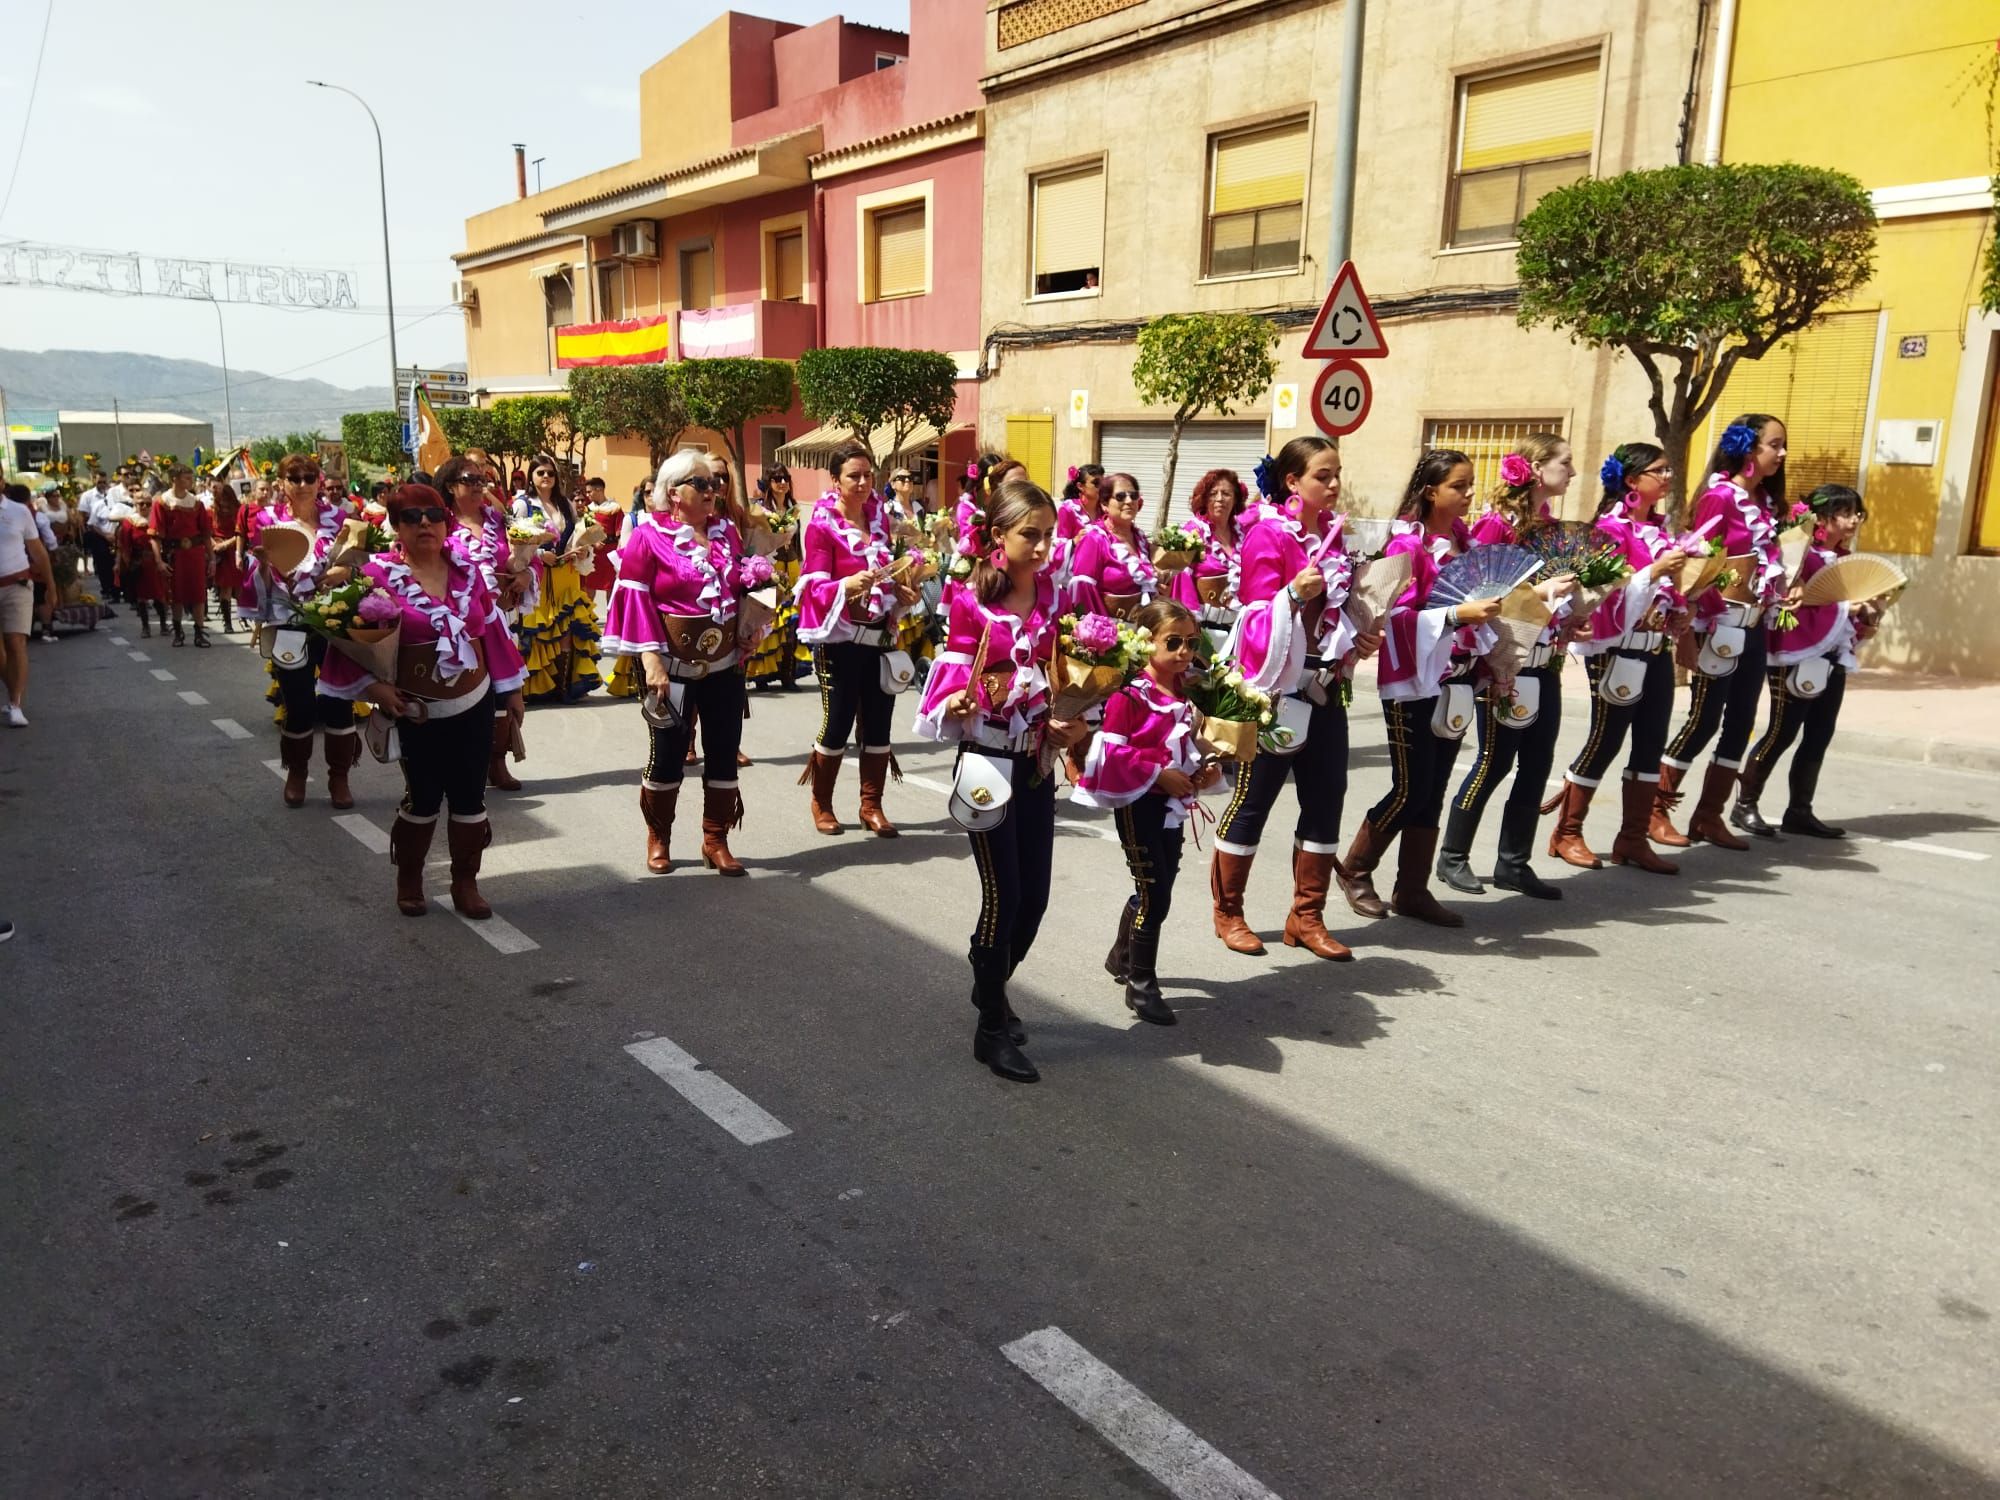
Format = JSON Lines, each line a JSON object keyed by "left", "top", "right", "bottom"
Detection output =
{"left": 1499, "top": 453, "right": 1535, "bottom": 488}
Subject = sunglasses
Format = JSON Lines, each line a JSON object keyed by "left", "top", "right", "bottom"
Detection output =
{"left": 393, "top": 506, "right": 450, "bottom": 524}
{"left": 1159, "top": 633, "right": 1198, "bottom": 653}
{"left": 1111, "top": 490, "right": 1141, "bottom": 502}
{"left": 891, "top": 474, "right": 913, "bottom": 483}
{"left": 283, "top": 473, "right": 319, "bottom": 484}
{"left": 454, "top": 475, "right": 488, "bottom": 487}
{"left": 681, "top": 475, "right": 713, "bottom": 493}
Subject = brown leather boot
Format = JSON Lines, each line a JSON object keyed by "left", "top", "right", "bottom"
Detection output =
{"left": 701, "top": 784, "right": 747, "bottom": 876}
{"left": 447, "top": 817, "right": 493, "bottom": 919}
{"left": 390, "top": 814, "right": 435, "bottom": 916}
{"left": 857, "top": 749, "right": 899, "bottom": 837}
{"left": 1649, "top": 763, "right": 1693, "bottom": 847}
{"left": 1283, "top": 848, "right": 1354, "bottom": 960}
{"left": 1687, "top": 763, "right": 1750, "bottom": 849}
{"left": 640, "top": 784, "right": 678, "bottom": 873}
{"left": 1337, "top": 819, "right": 1391, "bottom": 919}
{"left": 279, "top": 731, "right": 312, "bottom": 809}
{"left": 1390, "top": 827, "right": 1463, "bottom": 928}
{"left": 799, "top": 748, "right": 844, "bottom": 834}
{"left": 487, "top": 716, "right": 522, "bottom": 791}
{"left": 1611, "top": 775, "right": 1680, "bottom": 874}
{"left": 1209, "top": 849, "right": 1265, "bottom": 954}
{"left": 323, "top": 728, "right": 359, "bottom": 810}
{"left": 1547, "top": 780, "right": 1603, "bottom": 869}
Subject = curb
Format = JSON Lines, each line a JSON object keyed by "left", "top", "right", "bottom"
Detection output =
{"left": 1833, "top": 730, "right": 2000, "bottom": 775}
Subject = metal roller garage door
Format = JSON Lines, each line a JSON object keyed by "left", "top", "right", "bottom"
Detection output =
{"left": 1096, "top": 420, "right": 1270, "bottom": 526}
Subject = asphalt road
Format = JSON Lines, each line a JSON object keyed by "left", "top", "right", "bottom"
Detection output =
{"left": 3, "top": 621, "right": 1997, "bottom": 1498}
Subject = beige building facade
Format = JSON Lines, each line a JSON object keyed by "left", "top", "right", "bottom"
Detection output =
{"left": 977, "top": 0, "right": 1716, "bottom": 522}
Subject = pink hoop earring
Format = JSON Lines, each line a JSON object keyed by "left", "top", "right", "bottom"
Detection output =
{"left": 989, "top": 547, "right": 1007, "bottom": 568}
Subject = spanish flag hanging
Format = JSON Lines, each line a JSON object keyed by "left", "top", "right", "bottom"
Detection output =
{"left": 555, "top": 313, "right": 674, "bottom": 368}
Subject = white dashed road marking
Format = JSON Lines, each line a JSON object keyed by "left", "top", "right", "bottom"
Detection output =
{"left": 213, "top": 718, "right": 254, "bottom": 741}
{"left": 109, "top": 635, "right": 128, "bottom": 645}
{"left": 128, "top": 651, "right": 149, "bottom": 662}
{"left": 150, "top": 668, "right": 176, "bottom": 682}
{"left": 1001, "top": 1327, "right": 1281, "bottom": 1500}
{"left": 462, "top": 912, "right": 541, "bottom": 954}
{"left": 178, "top": 690, "right": 209, "bottom": 706}
{"left": 333, "top": 814, "right": 390, "bottom": 854}
{"left": 1853, "top": 834, "right": 1989, "bottom": 863}
{"left": 624, "top": 1036, "right": 792, "bottom": 1145}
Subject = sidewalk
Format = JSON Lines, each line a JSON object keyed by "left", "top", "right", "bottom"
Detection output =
{"left": 1344, "top": 660, "right": 2000, "bottom": 776}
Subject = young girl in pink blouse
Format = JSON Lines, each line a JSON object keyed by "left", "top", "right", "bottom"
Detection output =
{"left": 1073, "top": 599, "right": 1222, "bottom": 1026}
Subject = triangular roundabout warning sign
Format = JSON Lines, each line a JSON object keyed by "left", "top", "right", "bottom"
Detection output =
{"left": 1301, "top": 261, "right": 1387, "bottom": 360}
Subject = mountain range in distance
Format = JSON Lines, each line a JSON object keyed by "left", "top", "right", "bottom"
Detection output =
{"left": 0, "top": 347, "right": 418, "bottom": 442}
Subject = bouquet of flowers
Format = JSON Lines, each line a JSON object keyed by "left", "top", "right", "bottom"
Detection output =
{"left": 506, "top": 514, "right": 551, "bottom": 568}
{"left": 298, "top": 575, "right": 403, "bottom": 679}
{"left": 1185, "top": 657, "right": 1274, "bottom": 763}
{"left": 331, "top": 516, "right": 395, "bottom": 568}
{"left": 746, "top": 504, "right": 799, "bottom": 557}
{"left": 735, "top": 553, "right": 776, "bottom": 594}
{"left": 1050, "top": 612, "right": 1153, "bottom": 720}
{"left": 736, "top": 553, "right": 780, "bottom": 643}
{"left": 1151, "top": 518, "right": 1207, "bottom": 573}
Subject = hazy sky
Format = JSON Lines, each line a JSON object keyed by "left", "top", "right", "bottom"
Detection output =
{"left": 0, "top": 0, "right": 908, "bottom": 405}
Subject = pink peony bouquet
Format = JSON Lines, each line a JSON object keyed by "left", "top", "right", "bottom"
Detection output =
{"left": 736, "top": 553, "right": 776, "bottom": 592}
{"left": 1052, "top": 611, "right": 1152, "bottom": 718}
{"left": 356, "top": 589, "right": 400, "bottom": 625}
{"left": 1069, "top": 611, "right": 1121, "bottom": 657}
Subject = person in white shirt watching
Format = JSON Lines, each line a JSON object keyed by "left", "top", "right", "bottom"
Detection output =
{"left": 0, "top": 482, "right": 58, "bottom": 725}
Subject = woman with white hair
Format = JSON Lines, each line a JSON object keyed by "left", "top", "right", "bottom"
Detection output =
{"left": 600, "top": 450, "right": 773, "bottom": 877}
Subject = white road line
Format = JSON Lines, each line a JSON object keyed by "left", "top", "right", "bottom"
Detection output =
{"left": 461, "top": 912, "right": 540, "bottom": 954}
{"left": 623, "top": 1036, "right": 792, "bottom": 1146}
{"left": 1001, "top": 1327, "right": 1281, "bottom": 1500}
{"left": 263, "top": 758, "right": 288, "bottom": 779}
{"left": 149, "top": 668, "right": 176, "bottom": 682}
{"left": 901, "top": 772, "right": 1117, "bottom": 841}
{"left": 109, "top": 634, "right": 128, "bottom": 645}
{"left": 1853, "top": 834, "right": 1989, "bottom": 863}
{"left": 127, "top": 650, "right": 149, "bottom": 662}
{"left": 333, "top": 814, "right": 390, "bottom": 854}
{"left": 177, "top": 690, "right": 209, "bottom": 706}
{"left": 213, "top": 718, "right": 253, "bottom": 740}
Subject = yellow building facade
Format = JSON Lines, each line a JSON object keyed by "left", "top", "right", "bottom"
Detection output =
{"left": 1707, "top": 0, "right": 1999, "bottom": 674}
{"left": 977, "top": 0, "right": 1715, "bottom": 516}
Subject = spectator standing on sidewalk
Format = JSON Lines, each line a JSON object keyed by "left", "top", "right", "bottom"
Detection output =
{"left": 1, "top": 483, "right": 57, "bottom": 726}
{"left": 78, "top": 474, "right": 120, "bottom": 589}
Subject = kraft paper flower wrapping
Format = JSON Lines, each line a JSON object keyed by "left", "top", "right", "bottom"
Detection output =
{"left": 1344, "top": 552, "right": 1414, "bottom": 635}
{"left": 1482, "top": 586, "right": 1551, "bottom": 682}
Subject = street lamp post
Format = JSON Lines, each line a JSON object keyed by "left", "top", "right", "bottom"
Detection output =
{"left": 307, "top": 80, "right": 399, "bottom": 403}
{"left": 197, "top": 290, "right": 234, "bottom": 449}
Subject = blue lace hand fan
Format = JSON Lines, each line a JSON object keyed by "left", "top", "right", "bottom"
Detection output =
{"left": 1429, "top": 543, "right": 1542, "bottom": 609}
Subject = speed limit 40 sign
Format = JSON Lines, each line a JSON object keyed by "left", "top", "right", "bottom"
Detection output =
{"left": 1310, "top": 359, "right": 1373, "bottom": 439}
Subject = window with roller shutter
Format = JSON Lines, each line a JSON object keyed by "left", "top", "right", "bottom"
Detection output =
{"left": 1446, "top": 54, "right": 1599, "bottom": 249}
{"left": 868, "top": 202, "right": 928, "bottom": 301}
{"left": 1700, "top": 310, "right": 1882, "bottom": 499}
{"left": 1096, "top": 420, "right": 1269, "bottom": 525}
{"left": 1204, "top": 118, "right": 1308, "bottom": 279}
{"left": 1031, "top": 162, "right": 1105, "bottom": 297}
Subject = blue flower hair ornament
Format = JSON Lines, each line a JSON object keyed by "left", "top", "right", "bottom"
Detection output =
{"left": 1253, "top": 453, "right": 1281, "bottom": 501}
{"left": 1599, "top": 453, "right": 1626, "bottom": 493}
{"left": 1718, "top": 423, "right": 1759, "bottom": 466}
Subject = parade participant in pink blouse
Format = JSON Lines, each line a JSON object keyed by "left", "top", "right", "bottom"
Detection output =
{"left": 1067, "top": 473, "right": 1157, "bottom": 619}
{"left": 1073, "top": 600, "right": 1222, "bottom": 1026}
{"left": 1053, "top": 463, "right": 1105, "bottom": 579}
{"left": 318, "top": 485, "right": 527, "bottom": 919}
{"left": 438, "top": 454, "right": 533, "bottom": 793}
{"left": 1734, "top": 484, "right": 1874, "bottom": 839}
{"left": 914, "top": 479, "right": 1089, "bottom": 1084}
{"left": 1438, "top": 435, "right": 1576, "bottom": 898}
{"left": 256, "top": 454, "right": 361, "bottom": 809}
{"left": 1546, "top": 444, "right": 1691, "bottom": 873}
{"left": 1170, "top": 468, "right": 1248, "bottom": 648}
{"left": 1338, "top": 450, "right": 1504, "bottom": 928}
{"left": 1209, "top": 437, "right": 1374, "bottom": 961}
{"left": 1654, "top": 413, "right": 1790, "bottom": 850}
{"left": 601, "top": 450, "right": 771, "bottom": 878}
{"left": 794, "top": 442, "right": 921, "bottom": 838}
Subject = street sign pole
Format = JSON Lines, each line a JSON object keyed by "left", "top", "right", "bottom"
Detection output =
{"left": 1326, "top": 0, "right": 1367, "bottom": 281}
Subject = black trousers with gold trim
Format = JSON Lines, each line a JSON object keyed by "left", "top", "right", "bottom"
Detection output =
{"left": 1741, "top": 662, "right": 1846, "bottom": 808}
{"left": 1567, "top": 648, "right": 1676, "bottom": 785}
{"left": 1114, "top": 791, "right": 1184, "bottom": 935}
{"left": 964, "top": 748, "right": 1058, "bottom": 972}
{"left": 813, "top": 641, "right": 895, "bottom": 755}
{"left": 1448, "top": 664, "right": 1561, "bottom": 830}
{"left": 1213, "top": 694, "right": 1348, "bottom": 854}
{"left": 1365, "top": 696, "right": 1463, "bottom": 839}
{"left": 643, "top": 668, "right": 746, "bottom": 786}
{"left": 1664, "top": 630, "right": 1769, "bottom": 770}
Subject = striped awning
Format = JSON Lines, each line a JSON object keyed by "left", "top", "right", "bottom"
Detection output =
{"left": 776, "top": 419, "right": 965, "bottom": 469}
{"left": 554, "top": 314, "right": 673, "bottom": 368}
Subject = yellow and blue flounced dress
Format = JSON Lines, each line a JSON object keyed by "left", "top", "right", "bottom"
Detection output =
{"left": 511, "top": 498, "right": 603, "bottom": 702}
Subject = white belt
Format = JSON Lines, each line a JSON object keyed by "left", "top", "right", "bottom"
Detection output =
{"left": 667, "top": 650, "right": 738, "bottom": 680}
{"left": 850, "top": 623, "right": 894, "bottom": 648}
{"left": 1717, "top": 602, "right": 1764, "bottom": 629}
{"left": 1524, "top": 643, "right": 1555, "bottom": 669}
{"left": 1199, "top": 604, "right": 1237, "bottom": 627}
{"left": 967, "top": 722, "right": 1036, "bottom": 753}
{"left": 1623, "top": 631, "right": 1664, "bottom": 653}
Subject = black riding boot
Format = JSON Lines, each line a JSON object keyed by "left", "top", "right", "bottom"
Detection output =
{"left": 1104, "top": 900, "right": 1136, "bottom": 985}
{"left": 970, "top": 949, "right": 1037, "bottom": 1082}
{"left": 1491, "top": 797, "right": 1560, "bottom": 899}
{"left": 1436, "top": 803, "right": 1486, "bottom": 894}
{"left": 1122, "top": 921, "right": 1176, "bottom": 1026}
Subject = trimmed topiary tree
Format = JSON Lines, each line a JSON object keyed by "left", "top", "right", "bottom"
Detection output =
{"left": 1131, "top": 312, "right": 1279, "bottom": 513}
{"left": 795, "top": 347, "right": 958, "bottom": 469}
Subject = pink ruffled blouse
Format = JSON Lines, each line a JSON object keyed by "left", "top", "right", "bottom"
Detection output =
{"left": 1569, "top": 511, "right": 1686, "bottom": 656}
{"left": 1228, "top": 501, "right": 1354, "bottom": 697}
{"left": 794, "top": 493, "right": 902, "bottom": 645}
{"left": 1768, "top": 541, "right": 1856, "bottom": 667}
{"left": 317, "top": 553, "right": 526, "bottom": 708}
{"left": 602, "top": 511, "right": 751, "bottom": 656}
{"left": 913, "top": 575, "right": 1061, "bottom": 747}
{"left": 1071, "top": 674, "right": 1204, "bottom": 827}
{"left": 1689, "top": 475, "right": 1785, "bottom": 622}
{"left": 1066, "top": 520, "right": 1157, "bottom": 616}
{"left": 1377, "top": 518, "right": 1480, "bottom": 701}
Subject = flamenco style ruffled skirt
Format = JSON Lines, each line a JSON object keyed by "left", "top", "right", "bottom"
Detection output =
{"left": 514, "top": 560, "right": 603, "bottom": 702}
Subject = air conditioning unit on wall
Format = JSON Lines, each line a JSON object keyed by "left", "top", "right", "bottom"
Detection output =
{"left": 612, "top": 221, "right": 658, "bottom": 260}
{"left": 452, "top": 279, "right": 478, "bottom": 309}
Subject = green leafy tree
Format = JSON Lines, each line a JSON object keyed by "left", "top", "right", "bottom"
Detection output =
{"left": 1515, "top": 162, "right": 1877, "bottom": 510}
{"left": 340, "top": 410, "right": 408, "bottom": 471}
{"left": 247, "top": 431, "right": 326, "bottom": 466}
{"left": 489, "top": 396, "right": 579, "bottom": 471}
{"left": 677, "top": 358, "right": 794, "bottom": 500}
{"left": 794, "top": 347, "right": 958, "bottom": 469}
{"left": 568, "top": 365, "right": 689, "bottom": 473}
{"left": 437, "top": 405, "right": 502, "bottom": 458}
{"left": 1131, "top": 312, "right": 1279, "bottom": 512}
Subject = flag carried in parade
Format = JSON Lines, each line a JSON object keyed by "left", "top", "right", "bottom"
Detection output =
{"left": 410, "top": 379, "right": 452, "bottom": 474}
